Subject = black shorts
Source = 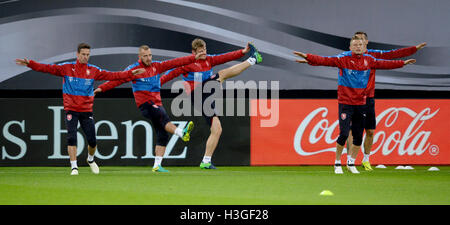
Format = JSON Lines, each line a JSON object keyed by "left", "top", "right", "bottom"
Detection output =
{"left": 337, "top": 104, "right": 367, "bottom": 146}
{"left": 64, "top": 110, "right": 96, "bottom": 147}
{"left": 139, "top": 101, "right": 171, "bottom": 146}
{"left": 190, "top": 73, "right": 221, "bottom": 127}
{"left": 364, "top": 97, "right": 376, "bottom": 130}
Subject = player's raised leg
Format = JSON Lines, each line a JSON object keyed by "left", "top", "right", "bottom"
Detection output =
{"left": 216, "top": 43, "right": 262, "bottom": 83}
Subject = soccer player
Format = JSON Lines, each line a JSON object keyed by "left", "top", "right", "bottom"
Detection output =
{"left": 15, "top": 43, "right": 145, "bottom": 175}
{"left": 345, "top": 31, "right": 426, "bottom": 171}
{"left": 164, "top": 38, "right": 262, "bottom": 169}
{"left": 293, "top": 35, "right": 416, "bottom": 174}
{"left": 93, "top": 45, "right": 203, "bottom": 172}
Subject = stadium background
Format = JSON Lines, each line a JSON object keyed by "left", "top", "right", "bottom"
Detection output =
{"left": 1, "top": 0, "right": 449, "bottom": 166}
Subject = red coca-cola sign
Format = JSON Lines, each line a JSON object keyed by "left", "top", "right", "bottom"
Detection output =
{"left": 251, "top": 99, "right": 450, "bottom": 165}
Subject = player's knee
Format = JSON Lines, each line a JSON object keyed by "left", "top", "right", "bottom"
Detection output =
{"left": 85, "top": 133, "right": 96, "bottom": 148}
{"left": 67, "top": 136, "right": 77, "bottom": 146}
{"left": 87, "top": 140, "right": 97, "bottom": 149}
{"left": 157, "top": 133, "right": 169, "bottom": 146}
{"left": 352, "top": 135, "right": 363, "bottom": 146}
{"left": 337, "top": 135, "right": 348, "bottom": 146}
{"left": 366, "top": 129, "right": 374, "bottom": 138}
{"left": 211, "top": 122, "right": 222, "bottom": 136}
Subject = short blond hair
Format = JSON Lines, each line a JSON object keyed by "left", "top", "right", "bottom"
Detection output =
{"left": 350, "top": 35, "right": 365, "bottom": 44}
{"left": 351, "top": 35, "right": 364, "bottom": 41}
{"left": 139, "top": 45, "right": 150, "bottom": 51}
{"left": 191, "top": 38, "right": 206, "bottom": 51}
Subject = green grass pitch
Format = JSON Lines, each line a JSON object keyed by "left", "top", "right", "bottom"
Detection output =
{"left": 1, "top": 166, "right": 449, "bottom": 205}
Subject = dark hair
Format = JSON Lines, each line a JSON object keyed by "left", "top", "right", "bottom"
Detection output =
{"left": 354, "top": 31, "right": 368, "bottom": 40}
{"left": 77, "top": 43, "right": 91, "bottom": 53}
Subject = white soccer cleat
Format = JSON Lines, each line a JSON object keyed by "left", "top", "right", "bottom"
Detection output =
{"left": 347, "top": 165, "right": 360, "bottom": 174}
{"left": 71, "top": 168, "right": 79, "bottom": 175}
{"left": 334, "top": 164, "right": 343, "bottom": 174}
{"left": 87, "top": 159, "right": 100, "bottom": 174}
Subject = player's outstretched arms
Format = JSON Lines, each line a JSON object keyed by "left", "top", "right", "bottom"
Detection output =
{"left": 16, "top": 58, "right": 65, "bottom": 76}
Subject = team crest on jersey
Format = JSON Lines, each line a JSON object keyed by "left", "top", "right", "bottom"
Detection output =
{"left": 341, "top": 113, "right": 347, "bottom": 120}
{"left": 86, "top": 69, "right": 90, "bottom": 76}
{"left": 67, "top": 114, "right": 72, "bottom": 121}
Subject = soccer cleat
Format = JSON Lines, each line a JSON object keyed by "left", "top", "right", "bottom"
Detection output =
{"left": 71, "top": 168, "right": 79, "bottom": 176}
{"left": 87, "top": 159, "right": 100, "bottom": 174}
{"left": 334, "top": 164, "right": 343, "bottom": 174}
{"left": 362, "top": 161, "right": 373, "bottom": 171}
{"left": 347, "top": 164, "right": 360, "bottom": 174}
{"left": 248, "top": 43, "right": 263, "bottom": 64}
{"left": 152, "top": 166, "right": 169, "bottom": 172}
{"left": 181, "top": 121, "right": 194, "bottom": 142}
{"left": 251, "top": 51, "right": 263, "bottom": 64}
{"left": 200, "top": 162, "right": 217, "bottom": 169}
{"left": 248, "top": 43, "right": 258, "bottom": 56}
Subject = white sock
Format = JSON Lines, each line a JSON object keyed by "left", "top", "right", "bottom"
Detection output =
{"left": 335, "top": 160, "right": 341, "bottom": 165}
{"left": 87, "top": 153, "right": 95, "bottom": 162}
{"left": 363, "top": 154, "right": 370, "bottom": 162}
{"left": 70, "top": 160, "right": 78, "bottom": 169}
{"left": 202, "top": 156, "right": 212, "bottom": 164}
{"left": 347, "top": 157, "right": 355, "bottom": 165}
{"left": 153, "top": 156, "right": 163, "bottom": 168}
{"left": 247, "top": 57, "right": 256, "bottom": 65}
{"left": 174, "top": 128, "right": 183, "bottom": 138}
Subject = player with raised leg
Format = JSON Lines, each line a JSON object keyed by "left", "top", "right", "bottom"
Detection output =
{"left": 165, "top": 39, "right": 262, "bottom": 169}
{"left": 94, "top": 45, "right": 203, "bottom": 172}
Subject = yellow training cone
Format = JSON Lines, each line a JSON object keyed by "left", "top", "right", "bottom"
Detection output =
{"left": 319, "top": 190, "right": 334, "bottom": 196}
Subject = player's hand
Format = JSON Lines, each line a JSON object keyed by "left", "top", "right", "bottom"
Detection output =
{"left": 293, "top": 51, "right": 307, "bottom": 59}
{"left": 416, "top": 42, "right": 427, "bottom": 50}
{"left": 93, "top": 88, "right": 102, "bottom": 96}
{"left": 194, "top": 51, "right": 206, "bottom": 60}
{"left": 132, "top": 68, "right": 146, "bottom": 75}
{"left": 15, "top": 58, "right": 30, "bottom": 66}
{"left": 295, "top": 59, "right": 309, "bottom": 64}
{"left": 242, "top": 42, "right": 252, "bottom": 54}
{"left": 404, "top": 59, "right": 416, "bottom": 65}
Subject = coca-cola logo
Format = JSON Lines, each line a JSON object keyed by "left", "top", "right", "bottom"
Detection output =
{"left": 293, "top": 107, "right": 439, "bottom": 157}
